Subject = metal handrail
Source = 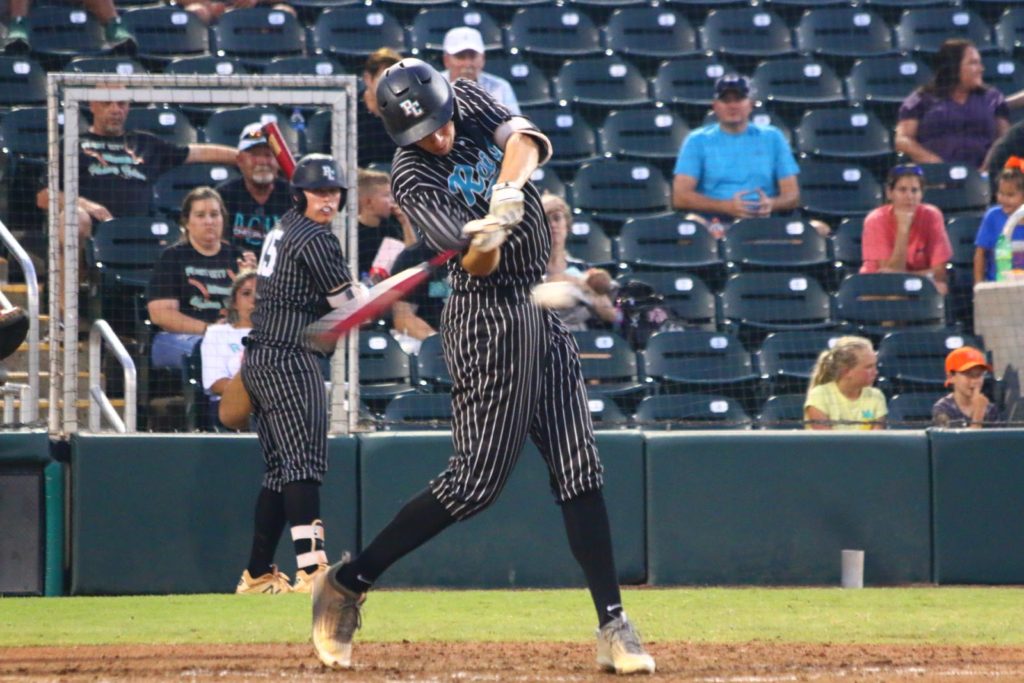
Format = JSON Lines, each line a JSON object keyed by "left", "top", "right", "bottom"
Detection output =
{"left": 1, "top": 382, "right": 30, "bottom": 425}
{"left": 0, "top": 221, "right": 39, "bottom": 423}
{"left": 88, "top": 320, "right": 136, "bottom": 433}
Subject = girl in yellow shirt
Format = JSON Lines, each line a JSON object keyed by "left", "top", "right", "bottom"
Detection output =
{"left": 804, "top": 336, "right": 887, "bottom": 430}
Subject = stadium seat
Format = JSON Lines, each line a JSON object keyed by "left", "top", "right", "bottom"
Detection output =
{"left": 586, "top": 391, "right": 631, "bottom": 429}
{"left": 720, "top": 272, "right": 836, "bottom": 348}
{"left": 798, "top": 161, "right": 883, "bottom": 220}
{"left": 85, "top": 216, "right": 175, "bottom": 330}
{"left": 382, "top": 393, "right": 453, "bottom": 431}
{"left": 886, "top": 392, "right": 944, "bottom": 429}
{"left": 123, "top": 6, "right": 210, "bottom": 68}
{"left": 522, "top": 103, "right": 600, "bottom": 169}
{"left": 616, "top": 271, "right": 718, "bottom": 332}
{"left": 572, "top": 330, "right": 646, "bottom": 403}
{"left": 553, "top": 56, "right": 651, "bottom": 113}
{"left": 633, "top": 392, "right": 753, "bottom": 430}
{"left": 642, "top": 330, "right": 759, "bottom": 409}
{"left": 408, "top": 7, "right": 503, "bottom": 55}
{"left": 845, "top": 55, "right": 932, "bottom": 127}
{"left": 181, "top": 342, "right": 213, "bottom": 432}
{"left": 358, "top": 331, "right": 417, "bottom": 409}
{"left": 603, "top": 6, "right": 699, "bottom": 74}
{"left": 863, "top": 0, "right": 960, "bottom": 24}
{"left": 0, "top": 57, "right": 47, "bottom": 109}
{"left": 756, "top": 393, "right": 807, "bottom": 430}
{"left": 25, "top": 6, "right": 108, "bottom": 68}
{"left": 834, "top": 273, "right": 948, "bottom": 340}
{"left": 722, "top": 218, "right": 836, "bottom": 285}
{"left": 980, "top": 53, "right": 1024, "bottom": 99}
{"left": 202, "top": 106, "right": 301, "bottom": 155}
{"left": 414, "top": 333, "right": 451, "bottom": 391}
{"left": 877, "top": 330, "right": 985, "bottom": 395}
{"left": 565, "top": 214, "right": 615, "bottom": 268}
{"left": 794, "top": 7, "right": 895, "bottom": 71}
{"left": 700, "top": 8, "right": 795, "bottom": 66}
{"left": 0, "top": 106, "right": 49, "bottom": 232}
{"left": 617, "top": 213, "right": 725, "bottom": 289}
{"left": 598, "top": 106, "right": 689, "bottom": 177}
{"left": 506, "top": 6, "right": 603, "bottom": 61}
{"left": 652, "top": 55, "right": 735, "bottom": 123}
{"left": 572, "top": 160, "right": 669, "bottom": 227}
{"left": 473, "top": 0, "right": 550, "bottom": 25}
{"left": 151, "top": 163, "right": 240, "bottom": 217}
{"left": 530, "top": 167, "right": 570, "bottom": 207}
{"left": 749, "top": 58, "right": 846, "bottom": 122}
{"left": 945, "top": 212, "right": 984, "bottom": 278}
{"left": 995, "top": 7, "right": 1024, "bottom": 55}
{"left": 211, "top": 8, "right": 305, "bottom": 69}
{"left": 757, "top": 329, "right": 848, "bottom": 395}
{"left": 485, "top": 55, "right": 554, "bottom": 108}
{"left": 311, "top": 7, "right": 407, "bottom": 71}
{"left": 125, "top": 106, "right": 198, "bottom": 146}
{"left": 794, "top": 108, "right": 894, "bottom": 164}
{"left": 165, "top": 55, "right": 250, "bottom": 76}
{"left": 894, "top": 8, "right": 994, "bottom": 55}
{"left": 67, "top": 56, "right": 147, "bottom": 74}
{"left": 262, "top": 56, "right": 346, "bottom": 77}
{"left": 920, "top": 163, "right": 990, "bottom": 214}
{"left": 831, "top": 216, "right": 866, "bottom": 278}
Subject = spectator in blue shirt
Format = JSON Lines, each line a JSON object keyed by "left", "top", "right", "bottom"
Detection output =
{"left": 671, "top": 74, "right": 801, "bottom": 237}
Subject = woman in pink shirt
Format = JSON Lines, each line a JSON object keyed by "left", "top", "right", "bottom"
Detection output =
{"left": 860, "top": 163, "right": 953, "bottom": 295}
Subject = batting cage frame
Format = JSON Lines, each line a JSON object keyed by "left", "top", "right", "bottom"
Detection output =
{"left": 44, "top": 72, "right": 360, "bottom": 436}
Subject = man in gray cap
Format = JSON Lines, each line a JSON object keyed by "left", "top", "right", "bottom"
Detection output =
{"left": 217, "top": 122, "right": 292, "bottom": 252}
{"left": 441, "top": 26, "right": 520, "bottom": 114}
{"left": 672, "top": 74, "right": 801, "bottom": 237}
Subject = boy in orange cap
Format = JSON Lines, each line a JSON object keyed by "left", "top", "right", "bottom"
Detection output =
{"left": 932, "top": 346, "right": 998, "bottom": 428}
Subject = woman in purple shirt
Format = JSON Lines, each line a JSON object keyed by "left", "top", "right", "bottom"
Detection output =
{"left": 895, "top": 39, "right": 1010, "bottom": 170}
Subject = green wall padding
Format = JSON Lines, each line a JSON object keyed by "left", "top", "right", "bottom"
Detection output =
{"left": 932, "top": 429, "right": 1024, "bottom": 584}
{"left": 646, "top": 432, "right": 932, "bottom": 585}
{"left": 0, "top": 431, "right": 50, "bottom": 464}
{"left": 358, "top": 431, "right": 646, "bottom": 587}
{"left": 71, "top": 434, "right": 357, "bottom": 595}
{"left": 44, "top": 459, "right": 64, "bottom": 596}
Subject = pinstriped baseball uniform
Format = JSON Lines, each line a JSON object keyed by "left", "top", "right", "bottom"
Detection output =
{"left": 243, "top": 207, "right": 354, "bottom": 491}
{"left": 391, "top": 80, "right": 603, "bottom": 520}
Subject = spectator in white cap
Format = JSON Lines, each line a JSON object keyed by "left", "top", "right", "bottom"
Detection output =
{"left": 215, "top": 122, "right": 292, "bottom": 253}
{"left": 441, "top": 26, "right": 521, "bottom": 115}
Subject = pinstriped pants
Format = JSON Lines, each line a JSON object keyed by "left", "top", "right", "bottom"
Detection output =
{"left": 432, "top": 294, "right": 604, "bottom": 521}
{"left": 242, "top": 346, "right": 329, "bottom": 492}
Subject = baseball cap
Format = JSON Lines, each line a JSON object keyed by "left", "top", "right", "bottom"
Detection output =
{"left": 714, "top": 74, "right": 750, "bottom": 99}
{"left": 238, "top": 122, "right": 270, "bottom": 152}
{"left": 944, "top": 346, "right": 992, "bottom": 384}
{"left": 443, "top": 26, "right": 485, "bottom": 55}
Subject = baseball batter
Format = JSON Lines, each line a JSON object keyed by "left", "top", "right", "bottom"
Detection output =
{"left": 312, "top": 59, "right": 655, "bottom": 675}
{"left": 235, "top": 154, "right": 362, "bottom": 595}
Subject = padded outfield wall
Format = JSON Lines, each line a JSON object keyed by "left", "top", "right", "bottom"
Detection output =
{"left": 3, "top": 430, "right": 1023, "bottom": 594}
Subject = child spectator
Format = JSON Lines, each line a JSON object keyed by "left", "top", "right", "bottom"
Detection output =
{"left": 861, "top": 163, "right": 952, "bottom": 295}
{"left": 973, "top": 162, "right": 1024, "bottom": 283}
{"left": 804, "top": 336, "right": 887, "bottom": 430}
{"left": 201, "top": 269, "right": 255, "bottom": 424}
{"left": 933, "top": 346, "right": 998, "bottom": 428}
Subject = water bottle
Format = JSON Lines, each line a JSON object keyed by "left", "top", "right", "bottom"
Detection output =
{"left": 995, "top": 233, "right": 1012, "bottom": 281}
{"left": 289, "top": 107, "right": 306, "bottom": 134}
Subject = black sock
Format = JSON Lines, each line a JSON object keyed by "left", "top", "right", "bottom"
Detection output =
{"left": 335, "top": 487, "right": 455, "bottom": 593}
{"left": 246, "top": 487, "right": 285, "bottom": 577}
{"left": 561, "top": 489, "right": 623, "bottom": 627}
{"left": 283, "top": 479, "right": 324, "bottom": 573}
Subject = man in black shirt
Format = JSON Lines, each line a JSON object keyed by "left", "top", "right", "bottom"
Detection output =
{"left": 217, "top": 122, "right": 291, "bottom": 253}
{"left": 36, "top": 97, "right": 238, "bottom": 241}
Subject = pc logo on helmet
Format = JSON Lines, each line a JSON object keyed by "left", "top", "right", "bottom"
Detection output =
{"left": 376, "top": 58, "right": 455, "bottom": 147}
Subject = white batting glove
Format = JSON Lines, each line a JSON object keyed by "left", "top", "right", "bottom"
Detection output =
{"left": 462, "top": 215, "right": 508, "bottom": 253}
{"left": 489, "top": 182, "right": 525, "bottom": 228}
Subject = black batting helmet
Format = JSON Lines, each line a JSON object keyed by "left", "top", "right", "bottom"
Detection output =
{"left": 376, "top": 58, "right": 454, "bottom": 147}
{"left": 290, "top": 153, "right": 347, "bottom": 211}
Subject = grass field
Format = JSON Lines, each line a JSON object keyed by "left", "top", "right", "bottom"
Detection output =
{"left": 3, "top": 586, "right": 1024, "bottom": 647}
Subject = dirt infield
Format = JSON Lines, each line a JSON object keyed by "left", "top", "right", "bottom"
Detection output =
{"left": 4, "top": 642, "right": 1024, "bottom": 682}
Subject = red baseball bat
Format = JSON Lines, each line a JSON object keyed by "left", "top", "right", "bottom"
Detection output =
{"left": 262, "top": 120, "right": 296, "bottom": 178}
{"left": 305, "top": 249, "right": 458, "bottom": 351}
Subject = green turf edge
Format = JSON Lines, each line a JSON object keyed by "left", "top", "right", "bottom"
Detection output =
{"left": 2, "top": 587, "right": 1024, "bottom": 647}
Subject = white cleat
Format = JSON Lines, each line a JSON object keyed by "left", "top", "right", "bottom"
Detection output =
{"left": 596, "top": 613, "right": 656, "bottom": 675}
{"left": 311, "top": 559, "right": 365, "bottom": 669}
